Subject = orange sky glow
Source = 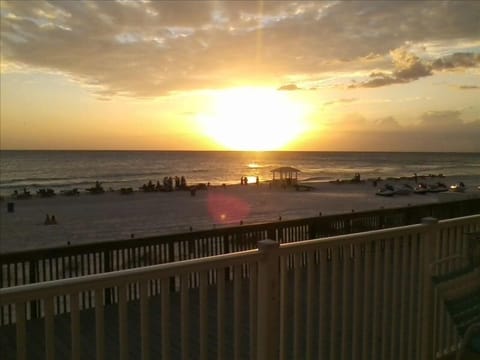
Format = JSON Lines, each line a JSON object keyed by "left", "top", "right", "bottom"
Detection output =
{"left": 1, "top": 0, "right": 479, "bottom": 151}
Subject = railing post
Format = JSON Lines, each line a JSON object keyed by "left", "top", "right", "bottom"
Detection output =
{"left": 257, "top": 239, "right": 280, "bottom": 360}
{"left": 420, "top": 217, "right": 438, "bottom": 360}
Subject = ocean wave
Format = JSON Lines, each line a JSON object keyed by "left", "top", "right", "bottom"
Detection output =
{"left": 302, "top": 176, "right": 332, "bottom": 182}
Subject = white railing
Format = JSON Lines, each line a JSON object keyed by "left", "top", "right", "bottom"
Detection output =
{"left": 1, "top": 215, "right": 479, "bottom": 360}
{"left": 1, "top": 251, "right": 262, "bottom": 360}
{"left": 432, "top": 216, "right": 480, "bottom": 359}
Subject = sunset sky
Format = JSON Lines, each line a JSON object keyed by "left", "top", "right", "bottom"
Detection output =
{"left": 1, "top": 0, "right": 479, "bottom": 151}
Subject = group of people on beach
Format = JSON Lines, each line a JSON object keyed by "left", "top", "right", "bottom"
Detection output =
{"left": 141, "top": 176, "right": 189, "bottom": 192}
{"left": 240, "top": 176, "right": 260, "bottom": 185}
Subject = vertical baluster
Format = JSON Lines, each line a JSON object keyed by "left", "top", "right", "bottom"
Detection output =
{"left": 341, "top": 245, "right": 351, "bottom": 360}
{"left": 389, "top": 236, "right": 401, "bottom": 360}
{"left": 44, "top": 296, "right": 55, "bottom": 360}
{"left": 415, "top": 232, "right": 425, "bottom": 360}
{"left": 181, "top": 273, "right": 189, "bottom": 360}
{"left": 407, "top": 235, "right": 418, "bottom": 358}
{"left": 13, "top": 261, "right": 18, "bottom": 287}
{"left": 234, "top": 264, "right": 242, "bottom": 360}
{"left": 362, "top": 242, "right": 373, "bottom": 359}
{"left": 249, "top": 263, "right": 258, "bottom": 359}
{"left": 381, "top": 239, "right": 392, "bottom": 359}
{"left": 305, "top": 251, "right": 315, "bottom": 360}
{"left": 140, "top": 281, "right": 150, "bottom": 360}
{"left": 217, "top": 268, "right": 225, "bottom": 360}
{"left": 95, "top": 288, "right": 105, "bottom": 360}
{"left": 279, "top": 256, "right": 287, "bottom": 360}
{"left": 61, "top": 256, "right": 67, "bottom": 314}
{"left": 293, "top": 253, "right": 302, "bottom": 359}
{"left": 330, "top": 247, "right": 339, "bottom": 360}
{"left": 399, "top": 236, "right": 409, "bottom": 360}
{"left": 199, "top": 271, "right": 208, "bottom": 360}
{"left": 71, "top": 293, "right": 80, "bottom": 360}
{"left": 440, "top": 228, "right": 448, "bottom": 276}
{"left": 15, "top": 302, "right": 26, "bottom": 360}
{"left": 371, "top": 240, "right": 382, "bottom": 360}
{"left": 447, "top": 226, "right": 456, "bottom": 273}
{"left": 118, "top": 284, "right": 128, "bottom": 360}
{"left": 454, "top": 225, "right": 463, "bottom": 274}
{"left": 448, "top": 225, "right": 463, "bottom": 350}
{"left": 352, "top": 243, "right": 362, "bottom": 358}
{"left": 318, "top": 248, "right": 328, "bottom": 359}
{"left": 161, "top": 278, "right": 170, "bottom": 360}
{"left": 438, "top": 299, "right": 447, "bottom": 357}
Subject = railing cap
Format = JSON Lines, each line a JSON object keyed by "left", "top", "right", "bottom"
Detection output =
{"left": 258, "top": 239, "right": 279, "bottom": 252}
{"left": 422, "top": 217, "right": 439, "bottom": 225}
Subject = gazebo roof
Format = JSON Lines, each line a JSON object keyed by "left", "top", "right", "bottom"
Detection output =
{"left": 271, "top": 166, "right": 301, "bottom": 173}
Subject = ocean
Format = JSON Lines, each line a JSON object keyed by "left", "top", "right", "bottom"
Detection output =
{"left": 1, "top": 151, "right": 479, "bottom": 196}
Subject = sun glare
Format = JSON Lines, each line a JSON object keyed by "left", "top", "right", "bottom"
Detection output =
{"left": 197, "top": 88, "right": 308, "bottom": 151}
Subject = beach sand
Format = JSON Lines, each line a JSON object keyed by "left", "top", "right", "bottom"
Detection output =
{"left": 1, "top": 176, "right": 479, "bottom": 253}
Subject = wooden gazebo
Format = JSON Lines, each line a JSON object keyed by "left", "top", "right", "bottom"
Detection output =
{"left": 271, "top": 166, "right": 301, "bottom": 186}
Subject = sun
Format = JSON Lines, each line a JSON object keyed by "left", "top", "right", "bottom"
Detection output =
{"left": 197, "top": 87, "right": 308, "bottom": 151}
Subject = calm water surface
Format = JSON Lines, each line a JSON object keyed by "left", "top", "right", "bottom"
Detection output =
{"left": 1, "top": 151, "right": 479, "bottom": 195}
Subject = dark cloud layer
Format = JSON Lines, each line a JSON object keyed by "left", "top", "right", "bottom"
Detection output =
{"left": 352, "top": 50, "right": 480, "bottom": 88}
{"left": 1, "top": 0, "right": 479, "bottom": 96}
{"left": 324, "top": 111, "right": 480, "bottom": 152}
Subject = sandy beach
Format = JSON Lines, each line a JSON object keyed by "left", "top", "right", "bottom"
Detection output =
{"left": 1, "top": 176, "right": 479, "bottom": 253}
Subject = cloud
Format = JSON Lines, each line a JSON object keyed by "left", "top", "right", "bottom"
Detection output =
{"left": 374, "top": 116, "right": 402, "bottom": 130}
{"left": 1, "top": 0, "right": 480, "bottom": 97}
{"left": 417, "top": 110, "right": 478, "bottom": 131}
{"left": 432, "top": 52, "right": 480, "bottom": 70}
{"left": 350, "top": 50, "right": 432, "bottom": 88}
{"left": 352, "top": 49, "right": 479, "bottom": 88}
{"left": 458, "top": 85, "right": 480, "bottom": 90}
{"left": 323, "top": 98, "right": 356, "bottom": 106}
{"left": 322, "top": 111, "right": 480, "bottom": 151}
{"left": 277, "top": 84, "right": 301, "bottom": 91}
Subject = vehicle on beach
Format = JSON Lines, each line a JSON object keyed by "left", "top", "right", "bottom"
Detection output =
{"left": 376, "top": 184, "right": 395, "bottom": 196}
{"left": 37, "top": 188, "right": 56, "bottom": 197}
{"left": 427, "top": 182, "right": 448, "bottom": 193}
{"left": 414, "top": 183, "right": 429, "bottom": 195}
{"left": 86, "top": 181, "right": 105, "bottom": 194}
{"left": 449, "top": 182, "right": 466, "bottom": 192}
{"left": 12, "top": 189, "right": 32, "bottom": 199}
{"left": 394, "top": 184, "right": 413, "bottom": 195}
{"left": 120, "top": 187, "right": 134, "bottom": 195}
{"left": 376, "top": 183, "right": 413, "bottom": 196}
{"left": 61, "top": 188, "right": 80, "bottom": 196}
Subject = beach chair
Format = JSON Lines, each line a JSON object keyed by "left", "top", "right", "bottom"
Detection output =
{"left": 432, "top": 231, "right": 480, "bottom": 360}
